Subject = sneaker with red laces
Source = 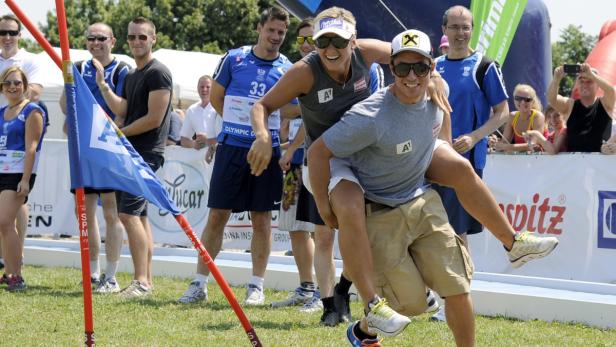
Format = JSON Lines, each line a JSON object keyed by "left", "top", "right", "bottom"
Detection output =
{"left": 7, "top": 275, "right": 26, "bottom": 292}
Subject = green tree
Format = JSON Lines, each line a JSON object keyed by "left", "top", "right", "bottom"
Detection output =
{"left": 551, "top": 25, "right": 597, "bottom": 96}
{"left": 40, "top": 0, "right": 299, "bottom": 59}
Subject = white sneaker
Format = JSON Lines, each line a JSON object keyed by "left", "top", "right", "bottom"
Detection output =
{"left": 118, "top": 280, "right": 151, "bottom": 299}
{"left": 299, "top": 291, "right": 323, "bottom": 313}
{"left": 366, "top": 297, "right": 411, "bottom": 337}
{"left": 430, "top": 305, "right": 446, "bottom": 322}
{"left": 244, "top": 284, "right": 265, "bottom": 306}
{"left": 95, "top": 274, "right": 120, "bottom": 294}
{"left": 425, "top": 290, "right": 439, "bottom": 313}
{"left": 178, "top": 281, "right": 207, "bottom": 304}
{"left": 508, "top": 231, "right": 559, "bottom": 268}
{"left": 271, "top": 286, "right": 313, "bottom": 308}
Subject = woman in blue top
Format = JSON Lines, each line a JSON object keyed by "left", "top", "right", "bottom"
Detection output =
{"left": 0, "top": 66, "right": 46, "bottom": 292}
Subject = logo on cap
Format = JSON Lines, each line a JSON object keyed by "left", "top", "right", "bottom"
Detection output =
{"left": 402, "top": 33, "right": 420, "bottom": 48}
{"left": 319, "top": 18, "right": 344, "bottom": 30}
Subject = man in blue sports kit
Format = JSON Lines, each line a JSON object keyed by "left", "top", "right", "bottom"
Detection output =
{"left": 178, "top": 7, "right": 299, "bottom": 305}
{"left": 60, "top": 22, "right": 130, "bottom": 294}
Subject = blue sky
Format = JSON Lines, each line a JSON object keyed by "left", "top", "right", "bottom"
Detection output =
{"left": 0, "top": 0, "right": 613, "bottom": 43}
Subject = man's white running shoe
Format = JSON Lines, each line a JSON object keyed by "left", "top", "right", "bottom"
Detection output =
{"left": 95, "top": 274, "right": 120, "bottom": 294}
{"left": 271, "top": 286, "right": 313, "bottom": 308}
{"left": 425, "top": 290, "right": 439, "bottom": 313}
{"left": 245, "top": 284, "right": 265, "bottom": 305}
{"left": 430, "top": 305, "right": 446, "bottom": 322}
{"left": 508, "top": 231, "right": 559, "bottom": 268}
{"left": 366, "top": 298, "right": 412, "bottom": 337}
{"left": 178, "top": 281, "right": 207, "bottom": 304}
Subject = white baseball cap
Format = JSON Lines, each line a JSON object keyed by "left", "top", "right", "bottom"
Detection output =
{"left": 391, "top": 29, "right": 433, "bottom": 59}
{"left": 313, "top": 17, "right": 356, "bottom": 40}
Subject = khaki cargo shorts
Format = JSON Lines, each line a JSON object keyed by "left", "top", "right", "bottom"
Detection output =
{"left": 366, "top": 188, "right": 474, "bottom": 316}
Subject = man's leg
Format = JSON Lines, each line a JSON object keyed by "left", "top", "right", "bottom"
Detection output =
{"left": 119, "top": 213, "right": 149, "bottom": 287}
{"left": 83, "top": 194, "right": 101, "bottom": 282}
{"left": 289, "top": 230, "right": 314, "bottom": 284}
{"left": 444, "top": 293, "right": 475, "bottom": 347}
{"left": 179, "top": 208, "right": 231, "bottom": 304}
{"left": 99, "top": 192, "right": 123, "bottom": 291}
{"left": 141, "top": 215, "right": 154, "bottom": 287}
{"left": 243, "top": 210, "right": 272, "bottom": 305}
{"left": 313, "top": 225, "right": 335, "bottom": 298}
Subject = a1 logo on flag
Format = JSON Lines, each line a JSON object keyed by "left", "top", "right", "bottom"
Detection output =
{"left": 88, "top": 105, "right": 128, "bottom": 155}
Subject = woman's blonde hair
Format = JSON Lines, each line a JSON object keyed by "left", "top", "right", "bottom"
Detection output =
{"left": 0, "top": 66, "right": 29, "bottom": 95}
{"left": 314, "top": 6, "right": 356, "bottom": 26}
{"left": 513, "top": 84, "right": 542, "bottom": 112}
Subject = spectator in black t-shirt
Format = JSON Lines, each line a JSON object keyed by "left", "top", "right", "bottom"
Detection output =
{"left": 96, "top": 16, "right": 172, "bottom": 298}
{"left": 548, "top": 63, "right": 615, "bottom": 152}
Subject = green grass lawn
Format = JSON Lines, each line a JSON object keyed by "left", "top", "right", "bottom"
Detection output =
{"left": 1, "top": 266, "right": 614, "bottom": 346}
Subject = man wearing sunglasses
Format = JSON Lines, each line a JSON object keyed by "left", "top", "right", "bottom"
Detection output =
{"left": 97, "top": 17, "right": 172, "bottom": 298}
{"left": 308, "top": 29, "right": 475, "bottom": 347}
{"left": 59, "top": 22, "right": 130, "bottom": 294}
{"left": 0, "top": 14, "right": 45, "bottom": 273}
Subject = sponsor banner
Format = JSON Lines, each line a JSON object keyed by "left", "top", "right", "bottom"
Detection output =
{"left": 470, "top": 0, "right": 527, "bottom": 64}
{"left": 471, "top": 153, "right": 616, "bottom": 284}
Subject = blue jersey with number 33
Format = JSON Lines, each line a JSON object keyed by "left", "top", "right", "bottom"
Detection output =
{"left": 213, "top": 46, "right": 294, "bottom": 148}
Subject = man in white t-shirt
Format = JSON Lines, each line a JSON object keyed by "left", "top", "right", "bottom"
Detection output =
{"left": 180, "top": 75, "right": 222, "bottom": 162}
{"left": 0, "top": 14, "right": 45, "bottom": 270}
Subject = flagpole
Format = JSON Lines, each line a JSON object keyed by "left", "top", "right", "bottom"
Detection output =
{"left": 175, "top": 215, "right": 262, "bottom": 347}
{"left": 54, "top": 1, "right": 95, "bottom": 346}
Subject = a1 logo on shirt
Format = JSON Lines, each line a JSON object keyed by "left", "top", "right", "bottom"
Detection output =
{"left": 318, "top": 88, "right": 333, "bottom": 104}
{"left": 396, "top": 139, "right": 412, "bottom": 154}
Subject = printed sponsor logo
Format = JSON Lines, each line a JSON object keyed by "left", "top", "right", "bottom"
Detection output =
{"left": 396, "top": 140, "right": 412, "bottom": 154}
{"left": 26, "top": 202, "right": 54, "bottom": 229}
{"left": 319, "top": 18, "right": 343, "bottom": 30}
{"left": 498, "top": 193, "right": 566, "bottom": 235}
{"left": 150, "top": 160, "right": 207, "bottom": 233}
{"left": 318, "top": 88, "right": 333, "bottom": 103}
{"left": 597, "top": 190, "right": 616, "bottom": 249}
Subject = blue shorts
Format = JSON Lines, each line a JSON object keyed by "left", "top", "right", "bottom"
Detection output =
{"left": 208, "top": 143, "right": 282, "bottom": 213}
{"left": 433, "top": 168, "right": 484, "bottom": 235}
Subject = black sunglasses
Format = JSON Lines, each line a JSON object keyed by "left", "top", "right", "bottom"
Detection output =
{"left": 0, "top": 30, "right": 19, "bottom": 37}
{"left": 127, "top": 34, "right": 148, "bottom": 41}
{"left": 392, "top": 62, "right": 431, "bottom": 78}
{"left": 1, "top": 80, "right": 23, "bottom": 87}
{"left": 514, "top": 96, "right": 533, "bottom": 103}
{"left": 86, "top": 36, "right": 110, "bottom": 42}
{"left": 297, "top": 36, "right": 315, "bottom": 45}
{"left": 315, "top": 36, "right": 350, "bottom": 49}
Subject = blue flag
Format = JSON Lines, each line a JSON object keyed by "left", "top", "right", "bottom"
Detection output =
{"left": 65, "top": 64, "right": 180, "bottom": 215}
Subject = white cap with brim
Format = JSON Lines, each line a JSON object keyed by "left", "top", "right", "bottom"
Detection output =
{"left": 391, "top": 29, "right": 433, "bottom": 59}
{"left": 313, "top": 17, "right": 356, "bottom": 40}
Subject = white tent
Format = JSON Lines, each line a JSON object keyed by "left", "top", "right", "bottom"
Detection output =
{"left": 36, "top": 48, "right": 222, "bottom": 139}
{"left": 151, "top": 48, "right": 222, "bottom": 108}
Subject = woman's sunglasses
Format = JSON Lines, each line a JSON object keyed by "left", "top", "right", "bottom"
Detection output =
{"left": 315, "top": 36, "right": 350, "bottom": 49}
{"left": 514, "top": 96, "right": 533, "bottom": 103}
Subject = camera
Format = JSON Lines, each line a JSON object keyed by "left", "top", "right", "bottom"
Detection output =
{"left": 563, "top": 64, "right": 581, "bottom": 74}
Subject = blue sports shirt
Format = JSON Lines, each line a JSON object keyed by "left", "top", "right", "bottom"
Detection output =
{"left": 0, "top": 102, "right": 47, "bottom": 173}
{"left": 213, "top": 46, "right": 295, "bottom": 148}
{"left": 77, "top": 59, "right": 130, "bottom": 120}
{"left": 435, "top": 51, "right": 508, "bottom": 169}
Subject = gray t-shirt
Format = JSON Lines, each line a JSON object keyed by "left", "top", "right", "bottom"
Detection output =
{"left": 322, "top": 87, "right": 444, "bottom": 207}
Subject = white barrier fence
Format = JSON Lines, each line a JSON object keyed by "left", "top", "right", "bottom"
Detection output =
{"left": 28, "top": 140, "right": 616, "bottom": 284}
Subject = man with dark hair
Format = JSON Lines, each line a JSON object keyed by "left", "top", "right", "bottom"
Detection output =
{"left": 0, "top": 13, "right": 45, "bottom": 271}
{"left": 60, "top": 22, "right": 129, "bottom": 293}
{"left": 178, "top": 6, "right": 297, "bottom": 306}
{"left": 96, "top": 16, "right": 172, "bottom": 298}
